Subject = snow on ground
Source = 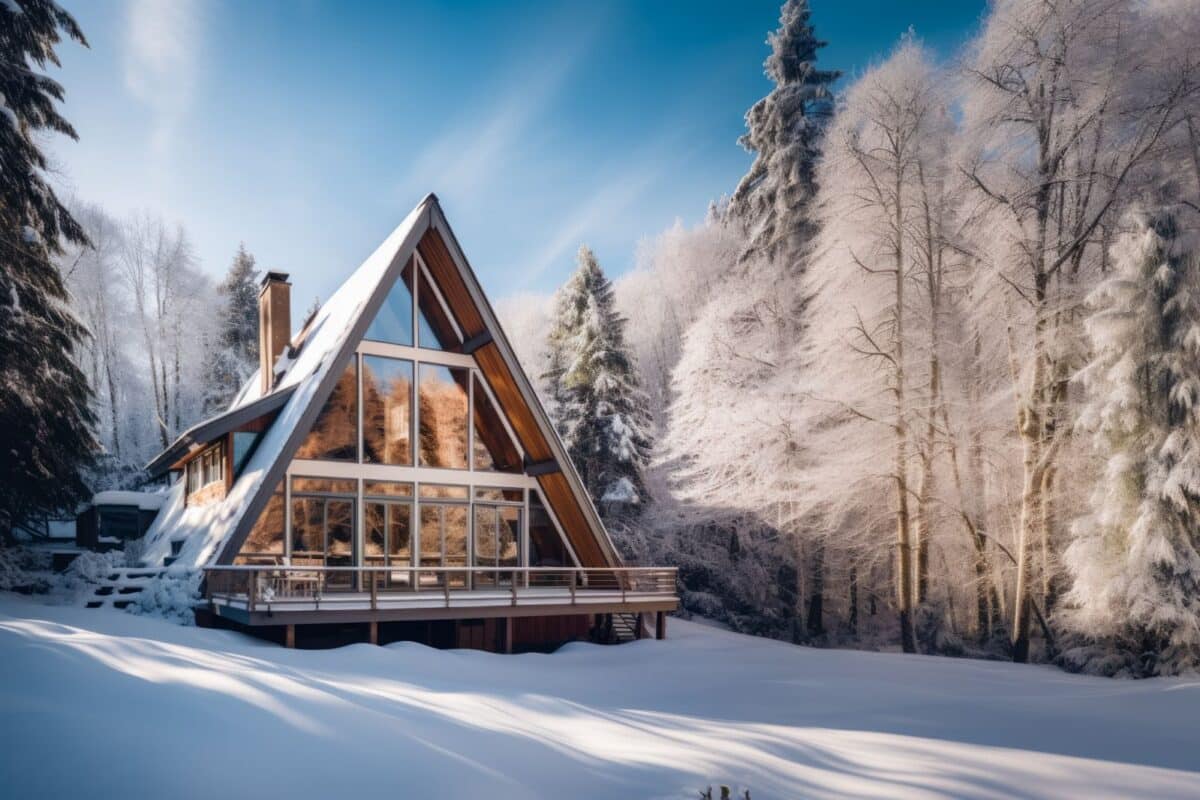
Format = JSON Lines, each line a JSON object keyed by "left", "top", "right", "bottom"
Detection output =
{"left": 1, "top": 594, "right": 1197, "bottom": 800}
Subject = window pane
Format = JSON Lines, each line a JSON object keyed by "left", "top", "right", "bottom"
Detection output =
{"left": 443, "top": 505, "right": 468, "bottom": 588}
{"left": 474, "top": 487, "right": 523, "bottom": 503}
{"left": 326, "top": 499, "right": 355, "bottom": 589}
{"left": 473, "top": 374, "right": 521, "bottom": 472}
{"left": 237, "top": 480, "right": 284, "bottom": 564}
{"left": 365, "top": 502, "right": 386, "bottom": 567}
{"left": 529, "top": 492, "right": 569, "bottom": 570}
{"left": 296, "top": 361, "right": 357, "bottom": 461}
{"left": 417, "top": 267, "right": 462, "bottom": 351}
{"left": 389, "top": 505, "right": 412, "bottom": 561}
{"left": 419, "top": 483, "right": 468, "bottom": 499}
{"left": 418, "top": 364, "right": 469, "bottom": 468}
{"left": 232, "top": 431, "right": 260, "bottom": 476}
{"left": 419, "top": 505, "right": 442, "bottom": 588}
{"left": 291, "top": 477, "right": 356, "bottom": 495}
{"left": 291, "top": 497, "right": 324, "bottom": 562}
{"left": 362, "top": 356, "right": 412, "bottom": 465}
{"left": 498, "top": 507, "right": 520, "bottom": 569}
{"left": 364, "top": 259, "right": 414, "bottom": 346}
{"left": 474, "top": 507, "right": 498, "bottom": 564}
{"left": 364, "top": 480, "right": 413, "bottom": 498}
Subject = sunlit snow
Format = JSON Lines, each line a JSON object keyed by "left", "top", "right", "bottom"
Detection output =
{"left": 1, "top": 593, "right": 1197, "bottom": 799}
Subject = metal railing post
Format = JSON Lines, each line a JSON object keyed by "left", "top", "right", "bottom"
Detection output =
{"left": 247, "top": 569, "right": 256, "bottom": 613}
{"left": 370, "top": 568, "right": 377, "bottom": 611}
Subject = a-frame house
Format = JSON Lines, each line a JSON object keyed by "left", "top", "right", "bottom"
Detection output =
{"left": 141, "top": 195, "right": 676, "bottom": 650}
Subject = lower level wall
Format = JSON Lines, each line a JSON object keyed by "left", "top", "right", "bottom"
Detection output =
{"left": 197, "top": 610, "right": 597, "bottom": 653}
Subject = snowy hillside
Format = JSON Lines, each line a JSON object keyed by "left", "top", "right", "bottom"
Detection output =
{"left": 1, "top": 595, "right": 1197, "bottom": 799}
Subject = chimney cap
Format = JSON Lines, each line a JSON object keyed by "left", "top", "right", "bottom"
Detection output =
{"left": 261, "top": 271, "right": 291, "bottom": 287}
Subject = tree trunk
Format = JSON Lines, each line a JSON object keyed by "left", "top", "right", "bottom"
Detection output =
{"left": 806, "top": 542, "right": 825, "bottom": 639}
{"left": 848, "top": 564, "right": 859, "bottom": 635}
{"left": 893, "top": 177, "right": 916, "bottom": 655}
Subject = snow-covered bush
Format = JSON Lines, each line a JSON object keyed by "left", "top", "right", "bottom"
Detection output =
{"left": 128, "top": 567, "right": 202, "bottom": 625}
{"left": 0, "top": 547, "right": 51, "bottom": 592}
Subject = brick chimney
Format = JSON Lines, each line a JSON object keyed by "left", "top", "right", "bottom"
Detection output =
{"left": 258, "top": 272, "right": 291, "bottom": 394}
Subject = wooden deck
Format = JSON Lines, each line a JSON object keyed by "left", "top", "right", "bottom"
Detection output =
{"left": 204, "top": 566, "right": 678, "bottom": 627}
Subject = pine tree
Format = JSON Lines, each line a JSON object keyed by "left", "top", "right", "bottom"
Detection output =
{"left": 729, "top": 0, "right": 838, "bottom": 264}
{"left": 203, "top": 244, "right": 260, "bottom": 412}
{"left": 1064, "top": 208, "right": 1200, "bottom": 676}
{"left": 0, "top": 1, "right": 95, "bottom": 538}
{"left": 545, "top": 246, "right": 653, "bottom": 517}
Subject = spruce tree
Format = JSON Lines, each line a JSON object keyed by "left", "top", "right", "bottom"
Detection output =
{"left": 0, "top": 1, "right": 95, "bottom": 538}
{"left": 1065, "top": 209, "right": 1200, "bottom": 676}
{"left": 545, "top": 246, "right": 652, "bottom": 517}
{"left": 730, "top": 0, "right": 838, "bottom": 264}
{"left": 203, "top": 244, "right": 260, "bottom": 412}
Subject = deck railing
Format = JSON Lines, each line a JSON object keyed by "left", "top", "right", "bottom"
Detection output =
{"left": 203, "top": 565, "right": 678, "bottom": 613}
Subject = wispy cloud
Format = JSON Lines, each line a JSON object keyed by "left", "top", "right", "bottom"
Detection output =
{"left": 123, "top": 0, "right": 202, "bottom": 158}
{"left": 398, "top": 7, "right": 607, "bottom": 206}
{"left": 516, "top": 129, "right": 705, "bottom": 289}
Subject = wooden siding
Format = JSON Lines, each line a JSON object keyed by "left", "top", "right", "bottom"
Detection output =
{"left": 418, "top": 228, "right": 486, "bottom": 337}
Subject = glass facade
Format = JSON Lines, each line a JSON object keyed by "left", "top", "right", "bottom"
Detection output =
{"left": 235, "top": 255, "right": 583, "bottom": 587}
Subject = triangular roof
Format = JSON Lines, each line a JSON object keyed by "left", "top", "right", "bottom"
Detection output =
{"left": 141, "top": 194, "right": 620, "bottom": 570}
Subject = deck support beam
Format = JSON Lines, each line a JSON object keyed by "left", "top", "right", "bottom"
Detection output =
{"left": 656, "top": 611, "right": 666, "bottom": 640}
{"left": 635, "top": 612, "right": 644, "bottom": 640}
{"left": 503, "top": 616, "right": 513, "bottom": 654}
{"left": 285, "top": 624, "right": 295, "bottom": 649}
{"left": 368, "top": 621, "right": 378, "bottom": 645}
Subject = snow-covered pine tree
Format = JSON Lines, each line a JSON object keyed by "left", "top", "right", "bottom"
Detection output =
{"left": 545, "top": 246, "right": 653, "bottom": 518}
{"left": 1063, "top": 208, "right": 1200, "bottom": 676}
{"left": 729, "top": 0, "right": 838, "bottom": 264}
{"left": 0, "top": 1, "right": 96, "bottom": 539}
{"left": 203, "top": 244, "right": 260, "bottom": 413}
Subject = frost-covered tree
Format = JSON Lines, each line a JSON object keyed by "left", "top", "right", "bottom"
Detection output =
{"left": 545, "top": 246, "right": 653, "bottom": 517}
{"left": 203, "top": 244, "right": 260, "bottom": 413}
{"left": 121, "top": 214, "right": 215, "bottom": 448}
{"left": 730, "top": 0, "right": 838, "bottom": 264}
{"left": 802, "top": 36, "right": 958, "bottom": 653}
{"left": 0, "top": 1, "right": 95, "bottom": 537}
{"left": 958, "top": 0, "right": 1197, "bottom": 662}
{"left": 1064, "top": 209, "right": 1200, "bottom": 676}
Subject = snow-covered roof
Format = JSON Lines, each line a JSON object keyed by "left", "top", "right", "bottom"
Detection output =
{"left": 139, "top": 197, "right": 432, "bottom": 570}
{"left": 91, "top": 491, "right": 168, "bottom": 511}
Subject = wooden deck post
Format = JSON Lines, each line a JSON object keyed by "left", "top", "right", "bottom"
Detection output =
{"left": 656, "top": 611, "right": 666, "bottom": 640}
{"left": 635, "top": 612, "right": 644, "bottom": 640}
{"left": 285, "top": 624, "right": 295, "bottom": 649}
{"left": 503, "top": 616, "right": 513, "bottom": 654}
{"left": 368, "top": 621, "right": 378, "bottom": 646}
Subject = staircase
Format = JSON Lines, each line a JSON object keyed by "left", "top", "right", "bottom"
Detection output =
{"left": 82, "top": 567, "right": 163, "bottom": 610}
{"left": 610, "top": 612, "right": 646, "bottom": 643}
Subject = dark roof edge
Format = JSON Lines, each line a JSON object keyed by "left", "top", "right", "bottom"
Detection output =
{"left": 144, "top": 385, "right": 299, "bottom": 478}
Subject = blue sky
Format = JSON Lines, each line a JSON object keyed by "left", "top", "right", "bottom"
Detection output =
{"left": 48, "top": 0, "right": 986, "bottom": 305}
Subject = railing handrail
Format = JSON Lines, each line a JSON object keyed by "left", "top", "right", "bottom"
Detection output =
{"left": 203, "top": 565, "right": 676, "bottom": 574}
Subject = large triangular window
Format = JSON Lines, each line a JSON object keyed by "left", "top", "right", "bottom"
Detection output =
{"left": 364, "top": 259, "right": 414, "bottom": 346}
